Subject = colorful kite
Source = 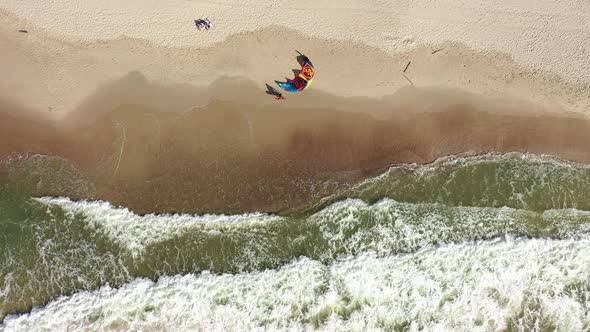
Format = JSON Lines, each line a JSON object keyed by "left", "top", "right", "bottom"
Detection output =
{"left": 276, "top": 53, "right": 315, "bottom": 93}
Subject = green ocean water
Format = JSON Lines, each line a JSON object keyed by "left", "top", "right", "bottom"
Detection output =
{"left": 1, "top": 153, "right": 590, "bottom": 331}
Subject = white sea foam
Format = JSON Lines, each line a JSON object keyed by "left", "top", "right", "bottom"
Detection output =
{"left": 4, "top": 236, "right": 590, "bottom": 332}
{"left": 34, "top": 196, "right": 590, "bottom": 262}
{"left": 34, "top": 197, "right": 283, "bottom": 254}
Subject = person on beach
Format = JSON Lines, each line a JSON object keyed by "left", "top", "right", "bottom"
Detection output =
{"left": 275, "top": 93, "right": 286, "bottom": 100}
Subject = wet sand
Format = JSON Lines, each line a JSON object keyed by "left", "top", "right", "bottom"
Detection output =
{"left": 2, "top": 73, "right": 590, "bottom": 214}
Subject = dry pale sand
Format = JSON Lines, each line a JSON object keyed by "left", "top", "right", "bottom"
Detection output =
{"left": 0, "top": 1, "right": 589, "bottom": 213}
{"left": 1, "top": 1, "right": 589, "bottom": 117}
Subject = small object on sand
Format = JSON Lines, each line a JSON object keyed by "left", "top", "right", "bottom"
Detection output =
{"left": 18, "top": 29, "right": 28, "bottom": 33}
{"left": 194, "top": 18, "right": 213, "bottom": 30}
{"left": 431, "top": 48, "right": 444, "bottom": 54}
{"left": 403, "top": 61, "right": 411, "bottom": 73}
{"left": 204, "top": 18, "right": 213, "bottom": 30}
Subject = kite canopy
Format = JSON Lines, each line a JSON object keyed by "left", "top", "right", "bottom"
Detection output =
{"left": 276, "top": 54, "right": 315, "bottom": 93}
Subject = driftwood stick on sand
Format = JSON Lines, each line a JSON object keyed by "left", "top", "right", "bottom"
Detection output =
{"left": 403, "top": 61, "right": 412, "bottom": 73}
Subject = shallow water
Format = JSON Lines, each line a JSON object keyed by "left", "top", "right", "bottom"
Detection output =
{"left": 2, "top": 153, "right": 590, "bottom": 331}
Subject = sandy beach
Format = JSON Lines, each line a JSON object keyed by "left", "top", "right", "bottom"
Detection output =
{"left": 1, "top": 0, "right": 590, "bottom": 213}
{"left": 4, "top": 2, "right": 590, "bottom": 328}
